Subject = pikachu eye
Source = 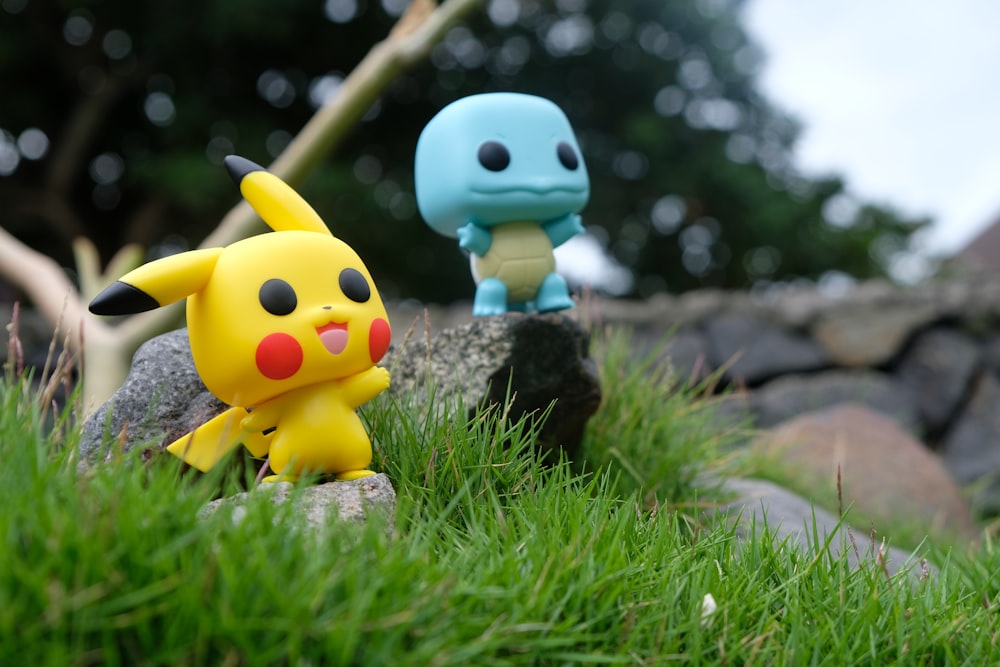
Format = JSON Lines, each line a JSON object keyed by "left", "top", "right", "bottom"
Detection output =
{"left": 259, "top": 278, "right": 297, "bottom": 315}
{"left": 339, "top": 268, "right": 370, "bottom": 303}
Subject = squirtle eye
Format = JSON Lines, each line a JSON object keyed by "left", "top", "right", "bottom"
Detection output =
{"left": 478, "top": 141, "right": 510, "bottom": 171}
{"left": 339, "top": 267, "right": 371, "bottom": 303}
{"left": 557, "top": 141, "right": 579, "bottom": 170}
{"left": 259, "top": 279, "right": 297, "bottom": 316}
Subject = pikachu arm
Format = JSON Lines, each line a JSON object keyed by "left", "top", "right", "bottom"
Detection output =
{"left": 237, "top": 402, "right": 280, "bottom": 459}
{"left": 343, "top": 366, "right": 391, "bottom": 409}
{"left": 541, "top": 213, "right": 584, "bottom": 249}
{"left": 240, "top": 400, "right": 282, "bottom": 437}
{"left": 165, "top": 407, "right": 251, "bottom": 472}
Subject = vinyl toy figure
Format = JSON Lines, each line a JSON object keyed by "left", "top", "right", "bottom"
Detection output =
{"left": 414, "top": 92, "right": 590, "bottom": 316}
{"left": 89, "top": 156, "right": 391, "bottom": 481}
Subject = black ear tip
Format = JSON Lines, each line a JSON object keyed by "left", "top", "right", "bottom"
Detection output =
{"left": 223, "top": 155, "right": 266, "bottom": 185}
{"left": 89, "top": 281, "right": 161, "bottom": 316}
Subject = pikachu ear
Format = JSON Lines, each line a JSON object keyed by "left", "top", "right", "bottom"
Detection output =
{"left": 224, "top": 155, "right": 332, "bottom": 236}
{"left": 89, "top": 248, "right": 224, "bottom": 316}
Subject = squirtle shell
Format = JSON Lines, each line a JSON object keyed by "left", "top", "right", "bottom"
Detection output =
{"left": 470, "top": 221, "right": 555, "bottom": 302}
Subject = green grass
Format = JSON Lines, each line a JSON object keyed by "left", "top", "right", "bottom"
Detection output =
{"left": 1, "top": 329, "right": 999, "bottom": 665}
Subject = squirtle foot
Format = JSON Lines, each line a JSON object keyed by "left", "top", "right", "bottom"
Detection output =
{"left": 473, "top": 277, "right": 509, "bottom": 316}
{"left": 535, "top": 272, "right": 574, "bottom": 312}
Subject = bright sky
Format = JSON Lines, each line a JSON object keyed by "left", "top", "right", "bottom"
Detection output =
{"left": 743, "top": 0, "right": 1000, "bottom": 260}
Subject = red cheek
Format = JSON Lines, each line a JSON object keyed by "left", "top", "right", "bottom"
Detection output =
{"left": 369, "top": 318, "right": 391, "bottom": 364}
{"left": 256, "top": 333, "right": 303, "bottom": 380}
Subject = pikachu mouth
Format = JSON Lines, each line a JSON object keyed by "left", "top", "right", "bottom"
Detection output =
{"left": 316, "top": 321, "right": 348, "bottom": 355}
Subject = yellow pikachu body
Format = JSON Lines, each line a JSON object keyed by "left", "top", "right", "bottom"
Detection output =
{"left": 90, "top": 156, "right": 391, "bottom": 481}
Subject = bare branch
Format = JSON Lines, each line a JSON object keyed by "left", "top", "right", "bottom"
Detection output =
{"left": 127, "top": 0, "right": 483, "bottom": 359}
{"left": 47, "top": 74, "right": 131, "bottom": 198}
{"left": 0, "top": 225, "right": 85, "bottom": 350}
{"left": 202, "top": 0, "right": 485, "bottom": 248}
{"left": 8, "top": 187, "right": 87, "bottom": 244}
{"left": 73, "top": 237, "right": 144, "bottom": 303}
{"left": 2, "top": 0, "right": 486, "bottom": 411}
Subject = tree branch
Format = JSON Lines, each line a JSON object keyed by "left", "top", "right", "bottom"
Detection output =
{"left": 0, "top": 0, "right": 486, "bottom": 411}
{"left": 0, "top": 225, "right": 85, "bottom": 348}
{"left": 202, "top": 0, "right": 484, "bottom": 247}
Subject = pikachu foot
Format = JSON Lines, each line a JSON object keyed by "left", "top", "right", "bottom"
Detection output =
{"left": 261, "top": 473, "right": 298, "bottom": 484}
{"left": 336, "top": 470, "right": 376, "bottom": 481}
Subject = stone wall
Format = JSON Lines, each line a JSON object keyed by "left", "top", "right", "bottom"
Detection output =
{"left": 390, "top": 275, "right": 1000, "bottom": 515}
{"left": 582, "top": 276, "right": 1000, "bottom": 516}
{"left": 7, "top": 274, "right": 1000, "bottom": 515}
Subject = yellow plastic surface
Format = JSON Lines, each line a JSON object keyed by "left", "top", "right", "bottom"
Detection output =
{"left": 100, "top": 157, "right": 391, "bottom": 479}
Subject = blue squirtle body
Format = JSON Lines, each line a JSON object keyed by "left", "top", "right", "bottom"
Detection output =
{"left": 414, "top": 92, "right": 590, "bottom": 316}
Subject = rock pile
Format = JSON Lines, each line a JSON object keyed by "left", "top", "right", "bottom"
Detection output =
{"left": 199, "top": 473, "right": 396, "bottom": 534}
{"left": 749, "top": 403, "right": 981, "bottom": 543}
{"left": 581, "top": 277, "right": 1000, "bottom": 516}
{"left": 384, "top": 312, "right": 601, "bottom": 461}
{"left": 714, "top": 477, "right": 936, "bottom": 579}
{"left": 79, "top": 312, "right": 601, "bottom": 466}
{"left": 72, "top": 293, "right": 984, "bottom": 564}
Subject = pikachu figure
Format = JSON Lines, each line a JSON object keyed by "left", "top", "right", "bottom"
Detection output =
{"left": 89, "top": 156, "right": 391, "bottom": 481}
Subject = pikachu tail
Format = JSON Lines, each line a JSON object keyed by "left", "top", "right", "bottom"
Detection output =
{"left": 166, "top": 407, "right": 271, "bottom": 472}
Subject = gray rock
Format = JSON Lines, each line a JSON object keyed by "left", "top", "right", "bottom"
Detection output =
{"left": 199, "top": 473, "right": 396, "bottom": 534}
{"left": 709, "top": 392, "right": 757, "bottom": 442}
{"left": 384, "top": 301, "right": 471, "bottom": 347}
{"left": 751, "top": 403, "right": 980, "bottom": 543}
{"left": 811, "top": 303, "right": 938, "bottom": 367}
{"left": 79, "top": 328, "right": 226, "bottom": 463}
{"left": 385, "top": 312, "right": 601, "bottom": 461}
{"left": 714, "top": 477, "right": 936, "bottom": 579}
{"left": 940, "top": 371, "right": 1000, "bottom": 513}
{"left": 979, "top": 332, "right": 1000, "bottom": 372}
{"left": 631, "top": 325, "right": 710, "bottom": 383}
{"left": 80, "top": 313, "right": 601, "bottom": 466}
{"left": 749, "top": 369, "right": 919, "bottom": 432}
{"left": 894, "top": 327, "right": 981, "bottom": 435}
{"left": 703, "top": 312, "right": 829, "bottom": 385}
{"left": 661, "top": 328, "right": 713, "bottom": 383}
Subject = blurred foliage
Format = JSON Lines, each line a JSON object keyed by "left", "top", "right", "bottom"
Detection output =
{"left": 0, "top": 0, "right": 929, "bottom": 303}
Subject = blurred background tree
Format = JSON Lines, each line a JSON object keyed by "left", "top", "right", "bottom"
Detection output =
{"left": 0, "top": 0, "right": 929, "bottom": 305}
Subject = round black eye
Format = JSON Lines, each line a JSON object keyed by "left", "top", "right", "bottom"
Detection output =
{"left": 339, "top": 268, "right": 370, "bottom": 303}
{"left": 557, "top": 141, "right": 579, "bottom": 170}
{"left": 259, "top": 279, "right": 297, "bottom": 316}
{"left": 477, "top": 141, "right": 510, "bottom": 171}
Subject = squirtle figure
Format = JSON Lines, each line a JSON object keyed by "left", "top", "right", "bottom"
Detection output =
{"left": 414, "top": 92, "right": 590, "bottom": 316}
